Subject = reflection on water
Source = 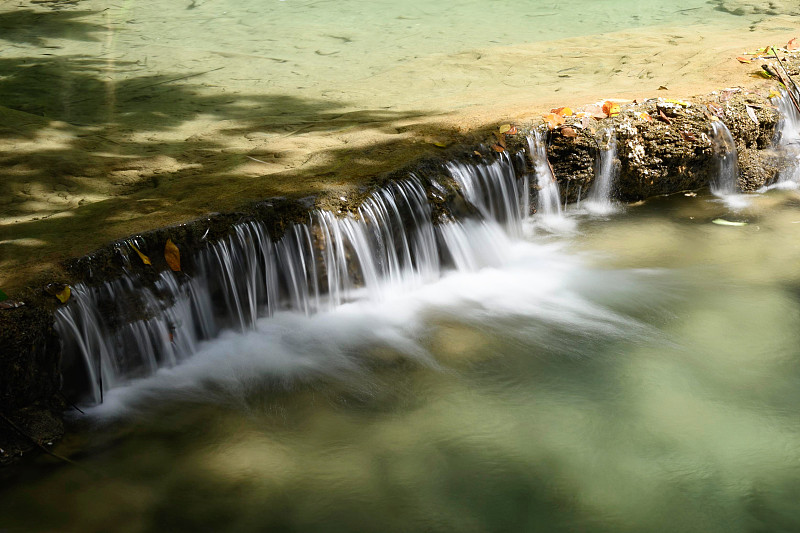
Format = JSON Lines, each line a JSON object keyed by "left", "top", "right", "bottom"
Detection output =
{"left": 5, "top": 190, "right": 800, "bottom": 531}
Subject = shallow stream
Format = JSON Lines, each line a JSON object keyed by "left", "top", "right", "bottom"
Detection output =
{"left": 5, "top": 189, "right": 800, "bottom": 532}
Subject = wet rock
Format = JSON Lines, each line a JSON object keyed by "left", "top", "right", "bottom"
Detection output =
{"left": 738, "top": 147, "right": 784, "bottom": 191}
{"left": 548, "top": 128, "right": 597, "bottom": 203}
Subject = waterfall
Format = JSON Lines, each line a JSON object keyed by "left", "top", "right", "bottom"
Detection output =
{"left": 771, "top": 90, "right": 800, "bottom": 185}
{"left": 586, "top": 129, "right": 619, "bottom": 212}
{"left": 526, "top": 132, "right": 562, "bottom": 217}
{"left": 56, "top": 168, "right": 530, "bottom": 404}
{"left": 447, "top": 152, "right": 529, "bottom": 237}
{"left": 709, "top": 120, "right": 740, "bottom": 196}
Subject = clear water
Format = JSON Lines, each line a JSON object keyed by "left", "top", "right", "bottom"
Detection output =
{"left": 6, "top": 190, "right": 800, "bottom": 532}
{"left": 0, "top": 0, "right": 775, "bottom": 126}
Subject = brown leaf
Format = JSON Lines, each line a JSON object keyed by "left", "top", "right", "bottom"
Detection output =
{"left": 681, "top": 131, "right": 698, "bottom": 143}
{"left": 560, "top": 127, "right": 578, "bottom": 138}
{"left": 165, "top": 239, "right": 181, "bottom": 272}
{"left": 657, "top": 110, "right": 672, "bottom": 124}
{"left": 505, "top": 125, "right": 518, "bottom": 135}
{"left": 0, "top": 300, "right": 24, "bottom": 310}
{"left": 491, "top": 144, "right": 505, "bottom": 152}
{"left": 788, "top": 38, "right": 799, "bottom": 51}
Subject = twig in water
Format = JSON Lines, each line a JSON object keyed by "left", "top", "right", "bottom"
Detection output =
{"left": 246, "top": 155, "right": 271, "bottom": 165}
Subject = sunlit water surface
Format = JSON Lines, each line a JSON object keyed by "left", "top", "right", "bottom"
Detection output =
{"left": 5, "top": 190, "right": 800, "bottom": 532}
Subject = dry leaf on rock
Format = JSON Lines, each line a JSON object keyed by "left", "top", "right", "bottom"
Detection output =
{"left": 560, "top": 127, "right": 578, "bottom": 138}
{"left": 543, "top": 113, "right": 566, "bottom": 129}
{"left": 602, "top": 101, "right": 620, "bottom": 117}
{"left": 129, "top": 241, "right": 152, "bottom": 265}
{"left": 707, "top": 103, "right": 724, "bottom": 117}
{"left": 582, "top": 104, "right": 607, "bottom": 119}
{"left": 745, "top": 105, "right": 759, "bottom": 125}
{"left": 165, "top": 239, "right": 181, "bottom": 272}
{"left": 45, "top": 283, "right": 71, "bottom": 303}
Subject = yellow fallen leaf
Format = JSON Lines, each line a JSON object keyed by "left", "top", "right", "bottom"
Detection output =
{"left": 165, "top": 239, "right": 181, "bottom": 272}
{"left": 768, "top": 89, "right": 781, "bottom": 99}
{"left": 55, "top": 286, "right": 71, "bottom": 303}
{"left": 129, "top": 241, "right": 152, "bottom": 265}
{"left": 432, "top": 141, "right": 447, "bottom": 147}
{"left": 664, "top": 98, "right": 690, "bottom": 107}
{"left": 498, "top": 124, "right": 511, "bottom": 134}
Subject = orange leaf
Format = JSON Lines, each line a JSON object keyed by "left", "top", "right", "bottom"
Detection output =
{"left": 491, "top": 144, "right": 505, "bottom": 152}
{"left": 736, "top": 56, "right": 751, "bottom": 64}
{"left": 551, "top": 107, "right": 573, "bottom": 117}
{"left": 543, "top": 113, "right": 565, "bottom": 130}
{"left": 602, "top": 101, "right": 620, "bottom": 117}
{"left": 657, "top": 110, "right": 672, "bottom": 124}
{"left": 505, "top": 125, "right": 518, "bottom": 135}
{"left": 165, "top": 239, "right": 181, "bottom": 272}
{"left": 788, "top": 38, "right": 799, "bottom": 51}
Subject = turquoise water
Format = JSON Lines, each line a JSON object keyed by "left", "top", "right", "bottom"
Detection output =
{"left": 5, "top": 190, "right": 800, "bottom": 531}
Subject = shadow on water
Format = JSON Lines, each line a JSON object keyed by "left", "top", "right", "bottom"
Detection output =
{"left": 0, "top": 47, "right": 461, "bottom": 289}
{"left": 0, "top": 9, "right": 105, "bottom": 45}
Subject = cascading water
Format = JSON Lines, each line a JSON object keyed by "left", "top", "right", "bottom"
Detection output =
{"left": 447, "top": 152, "right": 529, "bottom": 237}
{"left": 770, "top": 90, "right": 800, "bottom": 186}
{"left": 526, "top": 131, "right": 562, "bottom": 217}
{"left": 709, "top": 120, "right": 740, "bottom": 196}
{"left": 56, "top": 165, "right": 530, "bottom": 404}
{"left": 586, "top": 129, "right": 619, "bottom": 213}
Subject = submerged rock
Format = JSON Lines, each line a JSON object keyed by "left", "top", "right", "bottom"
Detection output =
{"left": 710, "top": 0, "right": 800, "bottom": 15}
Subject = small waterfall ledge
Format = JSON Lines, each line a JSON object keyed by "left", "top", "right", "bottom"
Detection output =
{"left": 56, "top": 155, "right": 532, "bottom": 404}
{"left": 3, "top": 86, "right": 800, "bottom": 460}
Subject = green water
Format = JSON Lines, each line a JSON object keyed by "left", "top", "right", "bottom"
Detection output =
{"left": 5, "top": 191, "right": 800, "bottom": 532}
{"left": 0, "top": 0, "right": 768, "bottom": 124}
